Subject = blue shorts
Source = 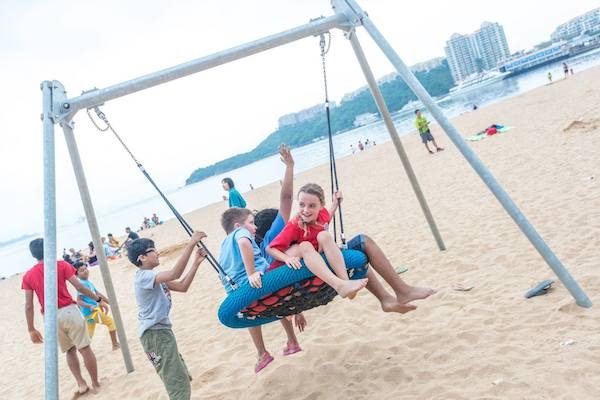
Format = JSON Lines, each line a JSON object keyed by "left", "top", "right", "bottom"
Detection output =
{"left": 346, "top": 234, "right": 366, "bottom": 253}
{"left": 420, "top": 130, "right": 434, "bottom": 143}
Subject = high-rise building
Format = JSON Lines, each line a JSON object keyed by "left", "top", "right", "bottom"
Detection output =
{"left": 551, "top": 8, "right": 600, "bottom": 41}
{"left": 445, "top": 34, "right": 479, "bottom": 82}
{"left": 445, "top": 22, "right": 510, "bottom": 83}
{"left": 472, "top": 22, "right": 511, "bottom": 70}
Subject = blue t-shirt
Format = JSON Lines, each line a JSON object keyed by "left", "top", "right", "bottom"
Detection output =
{"left": 77, "top": 279, "right": 98, "bottom": 317}
{"left": 218, "top": 227, "right": 268, "bottom": 293}
{"left": 228, "top": 188, "right": 247, "bottom": 208}
{"left": 260, "top": 212, "right": 286, "bottom": 265}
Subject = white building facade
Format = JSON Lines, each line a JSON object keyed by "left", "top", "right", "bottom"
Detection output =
{"left": 445, "top": 22, "right": 510, "bottom": 83}
{"left": 551, "top": 8, "right": 600, "bottom": 41}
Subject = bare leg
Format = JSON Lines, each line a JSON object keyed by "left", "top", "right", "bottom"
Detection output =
{"left": 78, "top": 345, "right": 100, "bottom": 389}
{"left": 109, "top": 329, "right": 120, "bottom": 350}
{"left": 248, "top": 326, "right": 273, "bottom": 372}
{"left": 432, "top": 139, "right": 444, "bottom": 151}
{"left": 297, "top": 242, "right": 367, "bottom": 299}
{"left": 317, "top": 231, "right": 349, "bottom": 280}
{"left": 248, "top": 326, "right": 268, "bottom": 358}
{"left": 362, "top": 235, "right": 434, "bottom": 311}
{"left": 424, "top": 143, "right": 434, "bottom": 154}
{"left": 66, "top": 346, "right": 89, "bottom": 394}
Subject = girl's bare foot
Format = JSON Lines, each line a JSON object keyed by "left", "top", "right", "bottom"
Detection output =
{"left": 336, "top": 278, "right": 368, "bottom": 299}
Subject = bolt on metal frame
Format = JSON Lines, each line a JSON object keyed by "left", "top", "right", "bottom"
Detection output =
{"left": 40, "top": 1, "right": 591, "bottom": 398}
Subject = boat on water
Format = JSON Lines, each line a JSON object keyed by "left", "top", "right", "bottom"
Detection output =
{"left": 449, "top": 71, "right": 509, "bottom": 93}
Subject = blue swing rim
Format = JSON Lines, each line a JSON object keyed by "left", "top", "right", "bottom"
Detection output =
{"left": 218, "top": 249, "right": 369, "bottom": 328}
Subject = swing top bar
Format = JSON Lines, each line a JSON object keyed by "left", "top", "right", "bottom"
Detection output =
{"left": 58, "top": 12, "right": 354, "bottom": 119}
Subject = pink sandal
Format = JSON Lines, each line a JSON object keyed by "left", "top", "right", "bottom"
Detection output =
{"left": 254, "top": 352, "right": 274, "bottom": 373}
{"left": 283, "top": 342, "right": 302, "bottom": 356}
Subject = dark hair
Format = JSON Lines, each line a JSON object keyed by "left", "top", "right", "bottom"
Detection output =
{"left": 254, "top": 208, "right": 278, "bottom": 246}
{"left": 414, "top": 109, "right": 420, "bottom": 114}
{"left": 221, "top": 207, "right": 252, "bottom": 234}
{"left": 29, "top": 238, "right": 44, "bottom": 260}
{"left": 88, "top": 241, "right": 94, "bottom": 251}
{"left": 221, "top": 177, "right": 235, "bottom": 189}
{"left": 127, "top": 238, "right": 155, "bottom": 267}
{"left": 73, "top": 261, "right": 87, "bottom": 274}
{"left": 107, "top": 233, "right": 113, "bottom": 237}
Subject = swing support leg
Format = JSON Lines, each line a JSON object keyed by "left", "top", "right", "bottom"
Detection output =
{"left": 347, "top": 30, "right": 446, "bottom": 252}
{"left": 59, "top": 102, "right": 135, "bottom": 373}
{"left": 41, "top": 80, "right": 59, "bottom": 400}
{"left": 334, "top": 0, "right": 592, "bottom": 308}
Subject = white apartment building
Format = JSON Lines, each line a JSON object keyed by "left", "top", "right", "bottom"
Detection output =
{"left": 445, "top": 22, "right": 510, "bottom": 83}
{"left": 551, "top": 8, "right": 600, "bottom": 41}
{"left": 472, "top": 22, "right": 511, "bottom": 70}
{"left": 445, "top": 33, "right": 479, "bottom": 82}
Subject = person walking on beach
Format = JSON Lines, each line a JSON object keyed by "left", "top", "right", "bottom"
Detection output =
{"left": 414, "top": 109, "right": 444, "bottom": 154}
{"left": 22, "top": 238, "right": 106, "bottom": 396}
{"left": 221, "top": 177, "right": 247, "bottom": 208}
{"left": 563, "top": 62, "right": 569, "bottom": 79}
{"left": 547, "top": 71, "right": 553, "bottom": 83}
{"left": 129, "top": 231, "right": 207, "bottom": 400}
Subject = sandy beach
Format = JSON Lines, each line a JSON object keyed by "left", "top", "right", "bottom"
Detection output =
{"left": 2, "top": 66, "right": 599, "bottom": 399}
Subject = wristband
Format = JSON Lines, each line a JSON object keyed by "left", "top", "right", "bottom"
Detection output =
{"left": 96, "top": 296, "right": 102, "bottom": 303}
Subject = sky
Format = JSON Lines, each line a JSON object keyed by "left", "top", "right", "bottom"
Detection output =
{"left": 1, "top": 0, "right": 598, "bottom": 242}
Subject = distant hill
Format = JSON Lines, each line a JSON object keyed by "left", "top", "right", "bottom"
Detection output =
{"left": 186, "top": 61, "right": 453, "bottom": 185}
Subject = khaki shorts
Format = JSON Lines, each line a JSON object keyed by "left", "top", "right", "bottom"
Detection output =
{"left": 57, "top": 304, "right": 91, "bottom": 352}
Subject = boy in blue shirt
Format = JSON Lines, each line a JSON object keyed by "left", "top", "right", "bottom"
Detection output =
{"left": 74, "top": 261, "right": 120, "bottom": 350}
{"left": 218, "top": 145, "right": 304, "bottom": 374}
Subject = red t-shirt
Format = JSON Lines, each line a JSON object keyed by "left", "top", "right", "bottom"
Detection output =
{"left": 21, "top": 260, "right": 76, "bottom": 314}
{"left": 268, "top": 208, "right": 331, "bottom": 269}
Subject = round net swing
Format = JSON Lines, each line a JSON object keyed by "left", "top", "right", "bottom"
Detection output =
{"left": 218, "top": 249, "right": 368, "bottom": 328}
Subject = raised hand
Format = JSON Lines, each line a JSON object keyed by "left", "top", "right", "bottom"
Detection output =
{"left": 279, "top": 144, "right": 294, "bottom": 167}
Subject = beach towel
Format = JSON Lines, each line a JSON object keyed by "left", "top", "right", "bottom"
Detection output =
{"left": 466, "top": 125, "right": 511, "bottom": 141}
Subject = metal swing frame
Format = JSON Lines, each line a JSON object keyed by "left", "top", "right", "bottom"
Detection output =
{"left": 40, "top": 0, "right": 591, "bottom": 398}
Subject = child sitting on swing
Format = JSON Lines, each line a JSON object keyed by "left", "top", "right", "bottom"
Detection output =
{"left": 266, "top": 183, "right": 368, "bottom": 299}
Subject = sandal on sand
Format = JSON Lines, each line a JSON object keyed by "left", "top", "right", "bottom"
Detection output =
{"left": 394, "top": 266, "right": 408, "bottom": 274}
{"left": 524, "top": 279, "right": 554, "bottom": 298}
{"left": 436, "top": 147, "right": 445, "bottom": 152}
{"left": 283, "top": 342, "right": 302, "bottom": 356}
{"left": 255, "top": 352, "right": 274, "bottom": 373}
{"left": 428, "top": 150, "right": 434, "bottom": 154}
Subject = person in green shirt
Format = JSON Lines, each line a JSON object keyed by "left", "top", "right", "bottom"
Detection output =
{"left": 415, "top": 109, "right": 444, "bottom": 154}
{"left": 221, "top": 177, "right": 247, "bottom": 208}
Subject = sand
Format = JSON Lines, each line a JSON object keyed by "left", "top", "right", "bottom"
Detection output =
{"left": 1, "top": 67, "right": 599, "bottom": 400}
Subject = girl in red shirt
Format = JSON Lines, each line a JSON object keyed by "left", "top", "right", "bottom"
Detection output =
{"left": 267, "top": 183, "right": 368, "bottom": 299}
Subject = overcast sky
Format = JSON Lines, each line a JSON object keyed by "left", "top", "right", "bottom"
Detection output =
{"left": 1, "top": 0, "right": 597, "bottom": 241}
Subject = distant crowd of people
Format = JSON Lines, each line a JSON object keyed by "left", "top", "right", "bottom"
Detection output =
{"left": 61, "top": 213, "right": 163, "bottom": 269}
{"left": 350, "top": 138, "right": 376, "bottom": 154}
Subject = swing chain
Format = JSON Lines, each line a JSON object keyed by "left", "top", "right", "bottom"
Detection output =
{"left": 319, "top": 32, "right": 332, "bottom": 109}
{"left": 86, "top": 106, "right": 110, "bottom": 132}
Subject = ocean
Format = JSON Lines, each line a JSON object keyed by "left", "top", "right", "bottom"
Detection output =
{"left": 3, "top": 48, "right": 600, "bottom": 279}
